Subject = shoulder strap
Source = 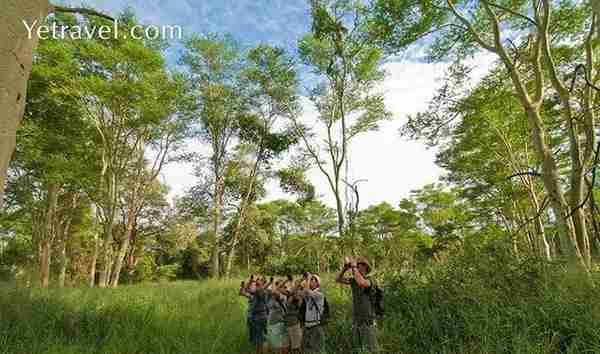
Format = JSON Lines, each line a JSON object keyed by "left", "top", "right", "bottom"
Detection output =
{"left": 276, "top": 297, "right": 287, "bottom": 314}
{"left": 306, "top": 295, "right": 322, "bottom": 323}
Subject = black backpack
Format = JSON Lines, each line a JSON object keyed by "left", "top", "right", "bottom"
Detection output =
{"left": 369, "top": 283, "right": 384, "bottom": 319}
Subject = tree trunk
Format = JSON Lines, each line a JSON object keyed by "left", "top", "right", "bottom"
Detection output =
{"left": 39, "top": 183, "right": 59, "bottom": 288}
{"left": 89, "top": 234, "right": 99, "bottom": 287}
{"left": 334, "top": 185, "right": 345, "bottom": 238}
{"left": 109, "top": 223, "right": 132, "bottom": 287}
{"left": 225, "top": 240, "right": 238, "bottom": 279}
{"left": 105, "top": 247, "right": 114, "bottom": 285}
{"left": 525, "top": 107, "right": 584, "bottom": 266}
{"left": 57, "top": 236, "right": 67, "bottom": 287}
{"left": 98, "top": 172, "right": 118, "bottom": 288}
{"left": 97, "top": 223, "right": 113, "bottom": 288}
{"left": 225, "top": 199, "right": 249, "bottom": 278}
{"left": 57, "top": 193, "right": 77, "bottom": 288}
{"left": 39, "top": 238, "right": 51, "bottom": 288}
{"left": 527, "top": 184, "right": 551, "bottom": 261}
{"left": 225, "top": 152, "right": 263, "bottom": 278}
{"left": 0, "top": 0, "right": 52, "bottom": 208}
{"left": 210, "top": 176, "right": 224, "bottom": 278}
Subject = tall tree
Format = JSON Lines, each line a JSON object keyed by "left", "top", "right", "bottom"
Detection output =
{"left": 373, "top": 0, "right": 597, "bottom": 270}
{"left": 75, "top": 13, "right": 179, "bottom": 287}
{"left": 181, "top": 35, "right": 245, "bottom": 278}
{"left": 109, "top": 95, "right": 188, "bottom": 288}
{"left": 296, "top": 0, "right": 391, "bottom": 240}
{"left": 0, "top": 0, "right": 111, "bottom": 208}
{"left": 406, "top": 64, "right": 554, "bottom": 259}
{"left": 224, "top": 45, "right": 300, "bottom": 277}
{"left": 9, "top": 14, "right": 99, "bottom": 287}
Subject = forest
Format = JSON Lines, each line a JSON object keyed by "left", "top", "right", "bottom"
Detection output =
{"left": 1, "top": 0, "right": 600, "bottom": 353}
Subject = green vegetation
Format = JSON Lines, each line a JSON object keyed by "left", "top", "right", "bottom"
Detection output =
{"left": 1, "top": 0, "right": 599, "bottom": 353}
{"left": 0, "top": 280, "right": 247, "bottom": 354}
{"left": 4, "top": 251, "right": 600, "bottom": 354}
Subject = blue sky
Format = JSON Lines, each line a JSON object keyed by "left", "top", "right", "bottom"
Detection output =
{"left": 58, "top": 0, "right": 312, "bottom": 56}
{"left": 55, "top": 1, "right": 494, "bottom": 207}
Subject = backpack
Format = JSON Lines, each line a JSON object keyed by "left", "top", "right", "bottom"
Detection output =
{"left": 252, "top": 291, "right": 270, "bottom": 318}
{"left": 369, "top": 283, "right": 384, "bottom": 319}
{"left": 300, "top": 294, "right": 330, "bottom": 326}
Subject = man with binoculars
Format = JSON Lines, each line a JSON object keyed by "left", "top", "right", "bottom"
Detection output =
{"left": 336, "top": 256, "right": 378, "bottom": 353}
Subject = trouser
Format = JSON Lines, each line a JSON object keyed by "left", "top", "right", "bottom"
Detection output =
{"left": 303, "top": 324, "right": 325, "bottom": 353}
{"left": 352, "top": 321, "right": 377, "bottom": 353}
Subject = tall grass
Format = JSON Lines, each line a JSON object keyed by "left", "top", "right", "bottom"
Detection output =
{"left": 377, "top": 249, "right": 600, "bottom": 354}
{"left": 0, "top": 280, "right": 249, "bottom": 354}
{"left": 2, "top": 252, "right": 600, "bottom": 353}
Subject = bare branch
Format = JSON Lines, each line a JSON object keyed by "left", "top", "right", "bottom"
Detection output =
{"left": 52, "top": 5, "right": 114, "bottom": 21}
{"left": 483, "top": 0, "right": 537, "bottom": 26}
{"left": 446, "top": 0, "right": 497, "bottom": 53}
{"left": 507, "top": 171, "right": 542, "bottom": 179}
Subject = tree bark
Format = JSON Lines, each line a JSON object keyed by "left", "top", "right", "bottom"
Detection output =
{"left": 98, "top": 171, "right": 118, "bottom": 288}
{"left": 225, "top": 146, "right": 264, "bottom": 278}
{"left": 57, "top": 235, "right": 68, "bottom": 287}
{"left": 89, "top": 234, "right": 99, "bottom": 287}
{"left": 57, "top": 193, "right": 77, "bottom": 287}
{"left": 0, "top": 0, "right": 52, "bottom": 208}
{"left": 526, "top": 107, "right": 582, "bottom": 260}
{"left": 109, "top": 222, "right": 132, "bottom": 287}
{"left": 210, "top": 175, "right": 224, "bottom": 278}
{"left": 39, "top": 182, "right": 59, "bottom": 288}
{"left": 526, "top": 183, "right": 551, "bottom": 261}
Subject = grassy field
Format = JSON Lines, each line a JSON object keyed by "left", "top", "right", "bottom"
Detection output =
{"left": 0, "top": 280, "right": 251, "bottom": 354}
{"left": 3, "top": 259, "right": 600, "bottom": 354}
{"left": 0, "top": 278, "right": 365, "bottom": 354}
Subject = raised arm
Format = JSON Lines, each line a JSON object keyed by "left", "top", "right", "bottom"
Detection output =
{"left": 336, "top": 257, "right": 352, "bottom": 285}
{"left": 265, "top": 276, "right": 274, "bottom": 290}
{"left": 239, "top": 281, "right": 252, "bottom": 298}
{"left": 351, "top": 265, "right": 371, "bottom": 289}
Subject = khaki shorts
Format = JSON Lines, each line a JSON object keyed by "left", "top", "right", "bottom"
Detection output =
{"left": 287, "top": 323, "right": 302, "bottom": 349}
{"left": 267, "top": 322, "right": 289, "bottom": 349}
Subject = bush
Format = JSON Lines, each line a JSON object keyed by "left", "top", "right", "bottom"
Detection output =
{"left": 262, "top": 255, "right": 318, "bottom": 276}
{"left": 376, "top": 245, "right": 600, "bottom": 353}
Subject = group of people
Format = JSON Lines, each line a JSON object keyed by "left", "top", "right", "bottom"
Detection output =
{"left": 239, "top": 256, "right": 378, "bottom": 354}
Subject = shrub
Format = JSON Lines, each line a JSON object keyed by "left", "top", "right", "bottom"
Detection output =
{"left": 262, "top": 255, "right": 318, "bottom": 276}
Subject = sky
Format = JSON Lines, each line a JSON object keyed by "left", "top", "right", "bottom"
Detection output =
{"left": 57, "top": 0, "right": 494, "bottom": 208}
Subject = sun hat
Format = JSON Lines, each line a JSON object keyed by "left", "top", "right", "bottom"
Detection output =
{"left": 310, "top": 274, "right": 321, "bottom": 288}
{"left": 356, "top": 256, "right": 371, "bottom": 273}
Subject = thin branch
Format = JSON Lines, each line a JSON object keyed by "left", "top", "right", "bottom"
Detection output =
{"left": 483, "top": 0, "right": 537, "bottom": 26}
{"left": 570, "top": 64, "right": 600, "bottom": 93}
{"left": 508, "top": 171, "right": 542, "bottom": 179}
{"left": 446, "top": 0, "right": 497, "bottom": 53}
{"left": 52, "top": 5, "right": 114, "bottom": 21}
{"left": 514, "top": 195, "right": 550, "bottom": 234}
